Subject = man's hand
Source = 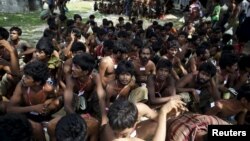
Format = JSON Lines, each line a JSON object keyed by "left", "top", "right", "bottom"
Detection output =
{"left": 160, "top": 99, "right": 188, "bottom": 117}
{"left": 0, "top": 40, "right": 14, "bottom": 53}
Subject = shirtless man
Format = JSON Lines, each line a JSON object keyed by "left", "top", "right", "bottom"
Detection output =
{"left": 131, "top": 46, "right": 156, "bottom": 103}
{"left": 98, "top": 98, "right": 187, "bottom": 141}
{"left": 105, "top": 60, "right": 136, "bottom": 106}
{"left": 147, "top": 59, "right": 179, "bottom": 107}
{"left": 161, "top": 40, "right": 187, "bottom": 80}
{"left": 0, "top": 39, "right": 19, "bottom": 113}
{"left": 187, "top": 44, "right": 210, "bottom": 73}
{"left": 206, "top": 84, "right": 250, "bottom": 124}
{"left": 46, "top": 53, "right": 102, "bottom": 141}
{"left": 176, "top": 62, "right": 220, "bottom": 113}
{"left": 7, "top": 60, "right": 62, "bottom": 140}
{"left": 99, "top": 41, "right": 129, "bottom": 87}
{"left": 9, "top": 26, "right": 35, "bottom": 63}
{"left": 217, "top": 53, "right": 238, "bottom": 99}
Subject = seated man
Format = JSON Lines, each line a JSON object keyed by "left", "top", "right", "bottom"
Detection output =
{"left": 147, "top": 59, "right": 179, "bottom": 107}
{"left": 99, "top": 99, "right": 187, "bottom": 141}
{"left": 7, "top": 60, "right": 62, "bottom": 140}
{"left": 176, "top": 62, "right": 220, "bottom": 113}
{"left": 206, "top": 84, "right": 250, "bottom": 124}
{"left": 131, "top": 46, "right": 156, "bottom": 103}
{"left": 105, "top": 60, "right": 136, "bottom": 106}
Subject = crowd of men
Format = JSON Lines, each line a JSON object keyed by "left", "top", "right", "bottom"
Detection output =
{"left": 1, "top": 0, "right": 250, "bottom": 140}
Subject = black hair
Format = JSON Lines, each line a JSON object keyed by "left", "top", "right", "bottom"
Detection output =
{"left": 219, "top": 53, "right": 238, "bottom": 69}
{"left": 0, "top": 113, "right": 32, "bottom": 141}
{"left": 71, "top": 42, "right": 86, "bottom": 53}
{"left": 0, "top": 27, "right": 9, "bottom": 40}
{"left": 36, "top": 37, "right": 54, "bottom": 56}
{"left": 139, "top": 46, "right": 153, "bottom": 55}
{"left": 199, "top": 62, "right": 217, "bottom": 77}
{"left": 131, "top": 38, "right": 143, "bottom": 49}
{"left": 108, "top": 100, "right": 138, "bottom": 131}
{"left": 10, "top": 26, "right": 22, "bottom": 36}
{"left": 156, "top": 59, "right": 173, "bottom": 70}
{"left": 55, "top": 114, "right": 87, "bottom": 141}
{"left": 115, "top": 61, "right": 135, "bottom": 76}
{"left": 23, "top": 60, "right": 49, "bottom": 85}
{"left": 66, "top": 19, "right": 75, "bottom": 27}
{"left": 72, "top": 28, "right": 82, "bottom": 38}
{"left": 196, "top": 45, "right": 208, "bottom": 57}
{"left": 238, "top": 54, "right": 250, "bottom": 71}
{"left": 89, "top": 14, "right": 95, "bottom": 19}
{"left": 72, "top": 53, "right": 96, "bottom": 74}
{"left": 237, "top": 84, "right": 250, "bottom": 101}
{"left": 73, "top": 14, "right": 82, "bottom": 21}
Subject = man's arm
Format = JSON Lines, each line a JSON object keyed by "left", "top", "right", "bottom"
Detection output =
{"left": 98, "top": 58, "right": 109, "bottom": 87}
{"left": 63, "top": 75, "right": 75, "bottom": 114}
{"left": 94, "top": 72, "right": 108, "bottom": 126}
{"left": 0, "top": 40, "right": 20, "bottom": 76}
{"left": 147, "top": 75, "right": 176, "bottom": 105}
{"left": 7, "top": 82, "right": 45, "bottom": 114}
{"left": 136, "top": 102, "right": 158, "bottom": 121}
{"left": 176, "top": 74, "right": 195, "bottom": 93}
{"left": 205, "top": 101, "right": 223, "bottom": 116}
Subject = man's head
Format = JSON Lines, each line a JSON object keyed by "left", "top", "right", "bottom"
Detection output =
{"left": 156, "top": 59, "right": 173, "bottom": 81}
{"left": 0, "top": 113, "right": 32, "bottom": 141}
{"left": 22, "top": 60, "right": 49, "bottom": 87}
{"left": 36, "top": 37, "right": 54, "bottom": 61}
{"left": 219, "top": 53, "right": 238, "bottom": 73}
{"left": 167, "top": 40, "right": 179, "bottom": 57}
{"left": 238, "top": 54, "right": 250, "bottom": 72}
{"left": 73, "top": 14, "right": 82, "bottom": 24}
{"left": 139, "top": 46, "right": 152, "bottom": 64}
{"left": 237, "top": 84, "right": 250, "bottom": 110}
{"left": 72, "top": 53, "right": 96, "bottom": 78}
{"left": 197, "top": 62, "right": 216, "bottom": 85}
{"left": 71, "top": 41, "right": 86, "bottom": 56}
{"left": 113, "top": 42, "right": 129, "bottom": 61}
{"left": 196, "top": 44, "right": 210, "bottom": 61}
{"left": 115, "top": 61, "right": 135, "bottom": 85}
{"left": 9, "top": 26, "right": 22, "bottom": 41}
{"left": 55, "top": 114, "right": 87, "bottom": 141}
{"left": 0, "top": 27, "right": 9, "bottom": 40}
{"left": 108, "top": 100, "right": 138, "bottom": 138}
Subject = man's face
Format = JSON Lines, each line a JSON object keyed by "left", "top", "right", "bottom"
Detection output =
{"left": 156, "top": 68, "right": 170, "bottom": 81}
{"left": 10, "top": 30, "right": 19, "bottom": 41}
{"left": 35, "top": 50, "right": 47, "bottom": 61}
{"left": 21, "top": 74, "right": 36, "bottom": 87}
{"left": 140, "top": 48, "right": 151, "bottom": 63}
{"left": 201, "top": 49, "right": 210, "bottom": 60}
{"left": 227, "top": 63, "right": 238, "bottom": 73}
{"left": 71, "top": 64, "right": 84, "bottom": 78}
{"left": 118, "top": 72, "right": 132, "bottom": 85}
{"left": 197, "top": 70, "right": 211, "bottom": 85}
{"left": 168, "top": 47, "right": 178, "bottom": 57}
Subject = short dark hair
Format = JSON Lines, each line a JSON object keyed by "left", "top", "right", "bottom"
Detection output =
{"left": 10, "top": 26, "right": 22, "bottom": 36}
{"left": 36, "top": 37, "right": 54, "bottom": 56}
{"left": 238, "top": 54, "right": 250, "bottom": 71}
{"left": 156, "top": 59, "right": 173, "bottom": 70}
{"left": 108, "top": 100, "right": 138, "bottom": 131}
{"left": 0, "top": 113, "right": 32, "bottom": 141}
{"left": 72, "top": 28, "right": 82, "bottom": 38}
{"left": 23, "top": 60, "right": 49, "bottom": 85}
{"left": 55, "top": 114, "right": 87, "bottom": 141}
{"left": 139, "top": 46, "right": 153, "bottom": 55}
{"left": 73, "top": 14, "right": 82, "bottom": 21}
{"left": 116, "top": 61, "right": 135, "bottom": 76}
{"left": 199, "top": 62, "right": 217, "bottom": 77}
{"left": 72, "top": 53, "right": 96, "bottom": 74}
{"left": 0, "top": 27, "right": 9, "bottom": 40}
{"left": 196, "top": 45, "right": 208, "bottom": 57}
{"left": 219, "top": 53, "right": 238, "bottom": 69}
{"left": 71, "top": 41, "right": 86, "bottom": 53}
{"left": 237, "top": 84, "right": 250, "bottom": 101}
